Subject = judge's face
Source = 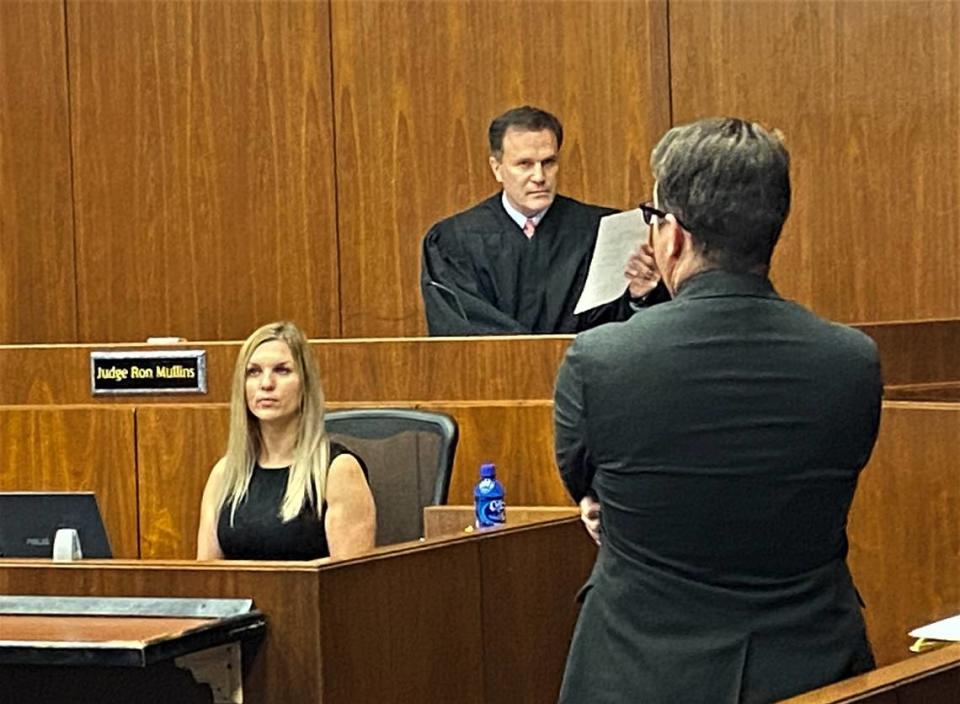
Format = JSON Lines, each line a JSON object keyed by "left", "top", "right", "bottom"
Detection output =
{"left": 489, "top": 128, "right": 559, "bottom": 217}
{"left": 245, "top": 340, "right": 302, "bottom": 425}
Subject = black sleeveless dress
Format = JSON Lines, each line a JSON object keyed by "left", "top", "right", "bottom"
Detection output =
{"left": 217, "top": 442, "right": 367, "bottom": 560}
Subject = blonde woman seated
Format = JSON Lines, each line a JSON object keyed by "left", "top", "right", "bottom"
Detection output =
{"left": 197, "top": 321, "right": 375, "bottom": 560}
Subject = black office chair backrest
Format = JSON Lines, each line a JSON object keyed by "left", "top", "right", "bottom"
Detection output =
{"left": 324, "top": 409, "right": 459, "bottom": 546}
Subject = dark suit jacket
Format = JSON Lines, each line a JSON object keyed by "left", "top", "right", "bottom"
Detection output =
{"left": 420, "top": 193, "right": 667, "bottom": 335}
{"left": 554, "top": 270, "right": 882, "bottom": 704}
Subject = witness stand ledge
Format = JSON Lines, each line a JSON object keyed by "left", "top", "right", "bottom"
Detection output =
{"left": 0, "top": 511, "right": 596, "bottom": 704}
{"left": 780, "top": 642, "right": 960, "bottom": 703}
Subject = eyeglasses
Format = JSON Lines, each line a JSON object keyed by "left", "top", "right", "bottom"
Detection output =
{"left": 638, "top": 202, "right": 688, "bottom": 232}
{"left": 638, "top": 202, "right": 667, "bottom": 227}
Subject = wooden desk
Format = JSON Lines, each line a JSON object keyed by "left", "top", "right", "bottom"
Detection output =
{"left": 0, "top": 514, "right": 596, "bottom": 703}
{"left": 780, "top": 642, "right": 960, "bottom": 703}
{"left": 0, "top": 596, "right": 265, "bottom": 703}
{"left": 424, "top": 505, "right": 579, "bottom": 538}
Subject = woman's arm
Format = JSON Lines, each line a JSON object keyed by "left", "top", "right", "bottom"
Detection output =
{"left": 196, "top": 458, "right": 227, "bottom": 559}
{"left": 324, "top": 453, "right": 376, "bottom": 558}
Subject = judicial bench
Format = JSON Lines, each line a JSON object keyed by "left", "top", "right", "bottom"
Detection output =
{"left": 1, "top": 320, "right": 959, "bottom": 699}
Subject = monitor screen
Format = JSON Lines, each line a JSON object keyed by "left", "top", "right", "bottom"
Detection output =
{"left": 0, "top": 492, "right": 112, "bottom": 558}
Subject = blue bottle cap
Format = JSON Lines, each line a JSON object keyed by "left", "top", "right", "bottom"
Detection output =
{"left": 480, "top": 463, "right": 496, "bottom": 478}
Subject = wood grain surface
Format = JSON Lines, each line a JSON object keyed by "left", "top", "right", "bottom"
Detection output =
{"left": 3, "top": 1, "right": 960, "bottom": 343}
{"left": 0, "top": 406, "right": 139, "bottom": 558}
{"left": 0, "top": 336, "right": 571, "bottom": 405}
{"left": 0, "top": 615, "right": 211, "bottom": 644}
{"left": 857, "top": 319, "right": 960, "bottom": 387}
{"left": 884, "top": 382, "right": 960, "bottom": 403}
{"left": 422, "top": 400, "right": 572, "bottom": 507}
{"left": 0, "top": 0, "right": 77, "bottom": 343}
{"left": 66, "top": 0, "right": 340, "bottom": 342}
{"left": 136, "top": 404, "right": 229, "bottom": 559}
{"left": 317, "top": 541, "right": 485, "bottom": 703}
{"left": 5, "top": 318, "right": 960, "bottom": 406}
{"left": 781, "top": 643, "right": 960, "bottom": 703}
{"left": 0, "top": 516, "right": 590, "bottom": 703}
{"left": 670, "top": 0, "right": 960, "bottom": 325}
{"left": 848, "top": 402, "right": 960, "bottom": 666}
{"left": 423, "top": 505, "right": 578, "bottom": 539}
{"left": 479, "top": 518, "right": 595, "bottom": 703}
{"left": 331, "top": 0, "right": 671, "bottom": 336}
{"left": 0, "top": 561, "right": 321, "bottom": 701}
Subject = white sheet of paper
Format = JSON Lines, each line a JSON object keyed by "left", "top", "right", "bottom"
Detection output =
{"left": 574, "top": 209, "right": 648, "bottom": 315}
{"left": 909, "top": 613, "right": 960, "bottom": 641}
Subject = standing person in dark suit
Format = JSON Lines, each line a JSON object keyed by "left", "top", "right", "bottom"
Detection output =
{"left": 554, "top": 117, "right": 881, "bottom": 703}
{"left": 420, "top": 105, "right": 666, "bottom": 335}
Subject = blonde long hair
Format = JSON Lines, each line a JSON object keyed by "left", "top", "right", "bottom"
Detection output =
{"left": 219, "top": 321, "right": 330, "bottom": 524}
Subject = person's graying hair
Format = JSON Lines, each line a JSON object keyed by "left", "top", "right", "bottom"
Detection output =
{"left": 488, "top": 106, "right": 564, "bottom": 159}
{"left": 651, "top": 117, "right": 791, "bottom": 272}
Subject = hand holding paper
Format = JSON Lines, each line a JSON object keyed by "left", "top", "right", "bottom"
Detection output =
{"left": 625, "top": 241, "right": 661, "bottom": 299}
{"left": 575, "top": 210, "right": 658, "bottom": 314}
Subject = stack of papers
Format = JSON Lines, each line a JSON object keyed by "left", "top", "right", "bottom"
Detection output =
{"left": 908, "top": 613, "right": 960, "bottom": 652}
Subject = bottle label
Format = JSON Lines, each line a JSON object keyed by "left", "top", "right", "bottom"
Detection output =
{"left": 476, "top": 498, "right": 505, "bottom": 527}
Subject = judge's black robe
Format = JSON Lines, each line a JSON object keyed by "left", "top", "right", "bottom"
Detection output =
{"left": 420, "top": 193, "right": 667, "bottom": 335}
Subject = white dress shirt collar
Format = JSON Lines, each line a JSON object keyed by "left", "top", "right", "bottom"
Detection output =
{"left": 501, "top": 192, "right": 550, "bottom": 229}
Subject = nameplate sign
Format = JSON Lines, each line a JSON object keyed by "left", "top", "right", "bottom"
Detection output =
{"left": 90, "top": 350, "right": 207, "bottom": 396}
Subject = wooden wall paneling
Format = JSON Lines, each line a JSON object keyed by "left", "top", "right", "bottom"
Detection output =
{"left": 0, "top": 406, "right": 138, "bottom": 557}
{"left": 66, "top": 0, "right": 340, "bottom": 342}
{"left": 478, "top": 519, "right": 595, "bottom": 704}
{"left": 0, "top": 336, "right": 572, "bottom": 405}
{"left": 669, "top": 1, "right": 960, "bottom": 324}
{"left": 856, "top": 319, "right": 960, "bottom": 387}
{"left": 316, "top": 335, "right": 570, "bottom": 403}
{"left": 847, "top": 402, "right": 960, "bottom": 666}
{"left": 318, "top": 541, "right": 485, "bottom": 703}
{"left": 0, "top": 0, "right": 77, "bottom": 343}
{"left": 419, "top": 401, "right": 572, "bottom": 507}
{"left": 0, "top": 561, "right": 323, "bottom": 702}
{"left": 0, "top": 342, "right": 238, "bottom": 406}
{"left": 136, "top": 404, "right": 229, "bottom": 559}
{"left": 883, "top": 383, "right": 960, "bottom": 403}
{"left": 331, "top": 0, "right": 671, "bottom": 337}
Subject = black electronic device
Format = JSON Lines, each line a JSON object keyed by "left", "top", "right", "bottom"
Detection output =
{"left": 0, "top": 492, "right": 112, "bottom": 558}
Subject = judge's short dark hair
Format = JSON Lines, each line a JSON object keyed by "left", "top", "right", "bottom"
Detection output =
{"left": 488, "top": 106, "right": 564, "bottom": 159}
{"left": 651, "top": 117, "right": 791, "bottom": 272}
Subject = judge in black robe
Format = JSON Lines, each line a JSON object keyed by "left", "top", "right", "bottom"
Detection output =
{"left": 420, "top": 193, "right": 667, "bottom": 335}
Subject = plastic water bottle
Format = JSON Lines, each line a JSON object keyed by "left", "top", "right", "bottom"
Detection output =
{"left": 474, "top": 462, "right": 505, "bottom": 528}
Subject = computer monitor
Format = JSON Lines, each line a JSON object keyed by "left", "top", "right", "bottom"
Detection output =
{"left": 0, "top": 492, "right": 112, "bottom": 558}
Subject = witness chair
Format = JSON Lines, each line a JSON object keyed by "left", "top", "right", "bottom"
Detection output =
{"left": 324, "top": 409, "right": 459, "bottom": 546}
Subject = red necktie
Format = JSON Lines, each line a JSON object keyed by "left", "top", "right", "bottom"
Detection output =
{"left": 523, "top": 218, "right": 536, "bottom": 238}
